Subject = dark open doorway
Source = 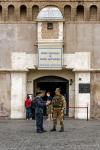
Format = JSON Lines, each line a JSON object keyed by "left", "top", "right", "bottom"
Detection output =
{"left": 34, "top": 76, "right": 69, "bottom": 116}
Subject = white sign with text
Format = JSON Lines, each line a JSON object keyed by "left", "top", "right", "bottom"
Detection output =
{"left": 38, "top": 48, "right": 62, "bottom": 69}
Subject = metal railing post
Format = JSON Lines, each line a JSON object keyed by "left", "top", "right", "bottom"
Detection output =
{"left": 87, "top": 106, "right": 88, "bottom": 121}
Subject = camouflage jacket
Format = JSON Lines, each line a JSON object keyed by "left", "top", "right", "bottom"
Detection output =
{"left": 52, "top": 95, "right": 65, "bottom": 110}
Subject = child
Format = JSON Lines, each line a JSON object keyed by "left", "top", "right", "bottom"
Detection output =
{"left": 46, "top": 92, "right": 53, "bottom": 121}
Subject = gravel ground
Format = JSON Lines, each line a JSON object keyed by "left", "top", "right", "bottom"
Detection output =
{"left": 0, "top": 119, "right": 100, "bottom": 150}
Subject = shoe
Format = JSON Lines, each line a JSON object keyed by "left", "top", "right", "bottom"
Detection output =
{"left": 50, "top": 128, "right": 56, "bottom": 132}
{"left": 36, "top": 130, "right": 43, "bottom": 133}
{"left": 59, "top": 128, "right": 64, "bottom": 132}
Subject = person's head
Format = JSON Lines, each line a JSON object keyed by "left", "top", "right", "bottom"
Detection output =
{"left": 55, "top": 88, "right": 61, "bottom": 96}
{"left": 46, "top": 92, "right": 50, "bottom": 97}
{"left": 36, "top": 90, "right": 45, "bottom": 97}
{"left": 27, "top": 95, "right": 30, "bottom": 99}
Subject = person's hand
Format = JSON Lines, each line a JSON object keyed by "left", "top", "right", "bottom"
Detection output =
{"left": 46, "top": 101, "right": 50, "bottom": 106}
{"left": 61, "top": 109, "right": 64, "bottom": 113}
{"left": 51, "top": 110, "right": 53, "bottom": 113}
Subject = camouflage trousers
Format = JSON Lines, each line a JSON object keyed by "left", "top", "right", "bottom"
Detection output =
{"left": 52, "top": 109, "right": 64, "bottom": 129}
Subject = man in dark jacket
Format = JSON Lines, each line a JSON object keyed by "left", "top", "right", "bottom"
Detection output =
{"left": 32, "top": 90, "right": 47, "bottom": 133}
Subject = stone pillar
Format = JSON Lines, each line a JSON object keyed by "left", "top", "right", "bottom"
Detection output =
{"left": 0, "top": 72, "right": 11, "bottom": 117}
{"left": 84, "top": 6, "right": 89, "bottom": 21}
{"left": 75, "top": 72, "right": 90, "bottom": 119}
{"left": 3, "top": 4, "right": 8, "bottom": 21}
{"left": 16, "top": 5, "right": 20, "bottom": 21}
{"left": 27, "top": 5, "right": 32, "bottom": 21}
{"left": 69, "top": 78, "right": 75, "bottom": 118}
{"left": 71, "top": 6, "right": 76, "bottom": 21}
{"left": 97, "top": 6, "right": 100, "bottom": 21}
{"left": 11, "top": 72, "right": 27, "bottom": 119}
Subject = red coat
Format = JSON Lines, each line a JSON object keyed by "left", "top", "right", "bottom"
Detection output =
{"left": 25, "top": 98, "right": 31, "bottom": 108}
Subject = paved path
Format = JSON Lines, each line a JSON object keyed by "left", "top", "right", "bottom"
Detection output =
{"left": 0, "top": 119, "right": 100, "bottom": 150}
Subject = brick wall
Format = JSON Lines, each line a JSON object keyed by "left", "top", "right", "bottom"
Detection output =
{"left": 42, "top": 22, "right": 59, "bottom": 39}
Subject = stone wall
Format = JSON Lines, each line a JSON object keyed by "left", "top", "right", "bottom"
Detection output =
{"left": 0, "top": 24, "right": 37, "bottom": 68}
{"left": 0, "top": 2, "right": 100, "bottom": 119}
{"left": 1, "top": 23, "right": 100, "bottom": 69}
{"left": 91, "top": 72, "right": 100, "bottom": 118}
{"left": 11, "top": 72, "right": 26, "bottom": 119}
{"left": 0, "top": 2, "right": 99, "bottom": 22}
{"left": 75, "top": 72, "right": 90, "bottom": 119}
{"left": 0, "top": 3, "right": 99, "bottom": 69}
{"left": 0, "top": 72, "right": 11, "bottom": 117}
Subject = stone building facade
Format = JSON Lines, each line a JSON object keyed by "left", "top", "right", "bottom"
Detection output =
{"left": 0, "top": 0, "right": 100, "bottom": 119}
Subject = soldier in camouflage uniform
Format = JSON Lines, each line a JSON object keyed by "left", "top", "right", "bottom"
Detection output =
{"left": 50, "top": 88, "right": 65, "bottom": 132}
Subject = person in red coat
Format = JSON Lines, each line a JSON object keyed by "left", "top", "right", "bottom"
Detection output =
{"left": 25, "top": 95, "right": 32, "bottom": 120}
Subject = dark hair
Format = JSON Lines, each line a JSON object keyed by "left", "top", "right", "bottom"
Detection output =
{"left": 36, "top": 92, "right": 42, "bottom": 95}
{"left": 36, "top": 91, "right": 43, "bottom": 95}
{"left": 27, "top": 95, "right": 30, "bottom": 99}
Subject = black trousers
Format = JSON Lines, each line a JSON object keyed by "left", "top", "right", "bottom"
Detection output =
{"left": 35, "top": 113, "right": 43, "bottom": 131}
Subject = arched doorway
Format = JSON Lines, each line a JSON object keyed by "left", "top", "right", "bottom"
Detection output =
{"left": 34, "top": 76, "right": 69, "bottom": 116}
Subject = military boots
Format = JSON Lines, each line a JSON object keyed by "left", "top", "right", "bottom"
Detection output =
{"left": 59, "top": 127, "right": 64, "bottom": 132}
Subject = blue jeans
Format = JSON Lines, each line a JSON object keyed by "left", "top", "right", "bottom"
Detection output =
{"left": 26, "top": 107, "right": 32, "bottom": 119}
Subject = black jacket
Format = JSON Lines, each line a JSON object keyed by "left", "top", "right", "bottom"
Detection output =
{"left": 31, "top": 96, "right": 44, "bottom": 114}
